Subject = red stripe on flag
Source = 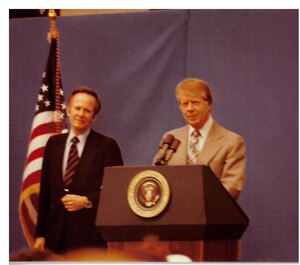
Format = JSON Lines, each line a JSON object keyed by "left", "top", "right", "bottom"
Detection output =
{"left": 21, "top": 170, "right": 41, "bottom": 192}
{"left": 30, "top": 122, "right": 56, "bottom": 141}
{"left": 25, "top": 147, "right": 45, "bottom": 165}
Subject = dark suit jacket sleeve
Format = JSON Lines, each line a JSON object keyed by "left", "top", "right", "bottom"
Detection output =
{"left": 86, "top": 138, "right": 123, "bottom": 203}
{"left": 103, "top": 138, "right": 123, "bottom": 167}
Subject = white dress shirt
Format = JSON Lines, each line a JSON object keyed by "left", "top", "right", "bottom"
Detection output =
{"left": 62, "top": 128, "right": 91, "bottom": 176}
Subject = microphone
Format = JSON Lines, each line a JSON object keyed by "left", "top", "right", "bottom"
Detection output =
{"left": 154, "top": 134, "right": 174, "bottom": 165}
{"left": 164, "top": 139, "right": 181, "bottom": 163}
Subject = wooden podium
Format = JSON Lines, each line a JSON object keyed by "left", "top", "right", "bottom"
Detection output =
{"left": 96, "top": 165, "right": 249, "bottom": 261}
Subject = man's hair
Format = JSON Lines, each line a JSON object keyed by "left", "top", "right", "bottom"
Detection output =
{"left": 175, "top": 78, "right": 213, "bottom": 104}
{"left": 68, "top": 86, "right": 101, "bottom": 116}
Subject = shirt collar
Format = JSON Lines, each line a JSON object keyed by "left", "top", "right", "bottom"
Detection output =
{"left": 67, "top": 128, "right": 91, "bottom": 145}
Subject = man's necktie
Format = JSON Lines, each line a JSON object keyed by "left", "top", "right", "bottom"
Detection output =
{"left": 187, "top": 130, "right": 201, "bottom": 164}
{"left": 64, "top": 137, "right": 80, "bottom": 186}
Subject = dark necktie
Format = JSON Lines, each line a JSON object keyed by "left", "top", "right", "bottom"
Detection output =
{"left": 64, "top": 137, "right": 80, "bottom": 186}
{"left": 187, "top": 130, "right": 201, "bottom": 164}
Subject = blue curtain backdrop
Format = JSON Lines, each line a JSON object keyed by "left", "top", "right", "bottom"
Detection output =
{"left": 9, "top": 10, "right": 298, "bottom": 261}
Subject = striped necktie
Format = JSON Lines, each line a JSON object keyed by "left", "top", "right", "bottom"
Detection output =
{"left": 64, "top": 137, "right": 80, "bottom": 186}
{"left": 187, "top": 130, "right": 201, "bottom": 164}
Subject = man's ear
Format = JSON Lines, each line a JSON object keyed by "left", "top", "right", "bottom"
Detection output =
{"left": 91, "top": 115, "right": 97, "bottom": 123}
{"left": 91, "top": 112, "right": 100, "bottom": 123}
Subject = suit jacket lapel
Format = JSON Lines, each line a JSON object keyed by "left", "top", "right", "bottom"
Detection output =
{"left": 70, "top": 130, "right": 97, "bottom": 188}
{"left": 198, "top": 122, "right": 223, "bottom": 165}
{"left": 179, "top": 125, "right": 189, "bottom": 164}
{"left": 55, "top": 134, "right": 68, "bottom": 186}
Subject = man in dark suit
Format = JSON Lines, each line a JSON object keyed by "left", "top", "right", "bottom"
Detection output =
{"left": 33, "top": 87, "right": 123, "bottom": 253}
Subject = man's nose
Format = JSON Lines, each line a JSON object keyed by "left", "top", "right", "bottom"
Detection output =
{"left": 187, "top": 102, "right": 194, "bottom": 110}
{"left": 78, "top": 109, "right": 85, "bottom": 116}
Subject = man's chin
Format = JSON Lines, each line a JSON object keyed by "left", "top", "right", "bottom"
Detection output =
{"left": 73, "top": 126, "right": 89, "bottom": 133}
{"left": 73, "top": 121, "right": 87, "bottom": 128}
{"left": 188, "top": 119, "right": 199, "bottom": 126}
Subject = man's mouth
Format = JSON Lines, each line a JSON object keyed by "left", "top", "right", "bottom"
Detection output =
{"left": 75, "top": 119, "right": 85, "bottom": 124}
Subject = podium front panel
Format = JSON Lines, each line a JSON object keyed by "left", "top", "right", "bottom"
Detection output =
{"left": 96, "top": 165, "right": 249, "bottom": 241}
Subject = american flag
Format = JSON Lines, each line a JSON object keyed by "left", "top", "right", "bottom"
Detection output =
{"left": 19, "top": 34, "right": 68, "bottom": 246}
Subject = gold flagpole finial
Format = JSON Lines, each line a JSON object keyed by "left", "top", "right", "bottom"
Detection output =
{"left": 47, "top": 9, "right": 58, "bottom": 43}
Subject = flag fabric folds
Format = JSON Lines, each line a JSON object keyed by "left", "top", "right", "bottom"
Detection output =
{"left": 19, "top": 35, "right": 68, "bottom": 246}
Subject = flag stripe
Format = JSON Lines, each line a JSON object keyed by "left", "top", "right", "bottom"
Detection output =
{"left": 31, "top": 111, "right": 55, "bottom": 131}
{"left": 26, "top": 133, "right": 54, "bottom": 158}
{"left": 25, "top": 147, "right": 44, "bottom": 166}
{"left": 21, "top": 170, "right": 41, "bottom": 192}
{"left": 30, "top": 122, "right": 56, "bottom": 141}
{"left": 23, "top": 158, "right": 43, "bottom": 181}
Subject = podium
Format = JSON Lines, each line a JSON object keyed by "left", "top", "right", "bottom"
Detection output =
{"left": 96, "top": 165, "right": 249, "bottom": 261}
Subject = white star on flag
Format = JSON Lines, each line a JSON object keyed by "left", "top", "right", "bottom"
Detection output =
{"left": 41, "top": 84, "right": 48, "bottom": 92}
{"left": 44, "top": 100, "right": 51, "bottom": 107}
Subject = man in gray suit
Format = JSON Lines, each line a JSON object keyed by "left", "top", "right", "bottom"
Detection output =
{"left": 155, "top": 78, "right": 246, "bottom": 200}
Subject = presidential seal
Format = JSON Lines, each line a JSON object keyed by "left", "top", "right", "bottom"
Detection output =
{"left": 127, "top": 170, "right": 170, "bottom": 218}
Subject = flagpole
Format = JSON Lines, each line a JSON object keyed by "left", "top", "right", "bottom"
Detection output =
{"left": 47, "top": 9, "right": 58, "bottom": 43}
{"left": 47, "top": 9, "right": 66, "bottom": 133}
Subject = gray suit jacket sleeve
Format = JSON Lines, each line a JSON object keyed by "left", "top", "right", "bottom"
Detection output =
{"left": 154, "top": 122, "right": 246, "bottom": 200}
